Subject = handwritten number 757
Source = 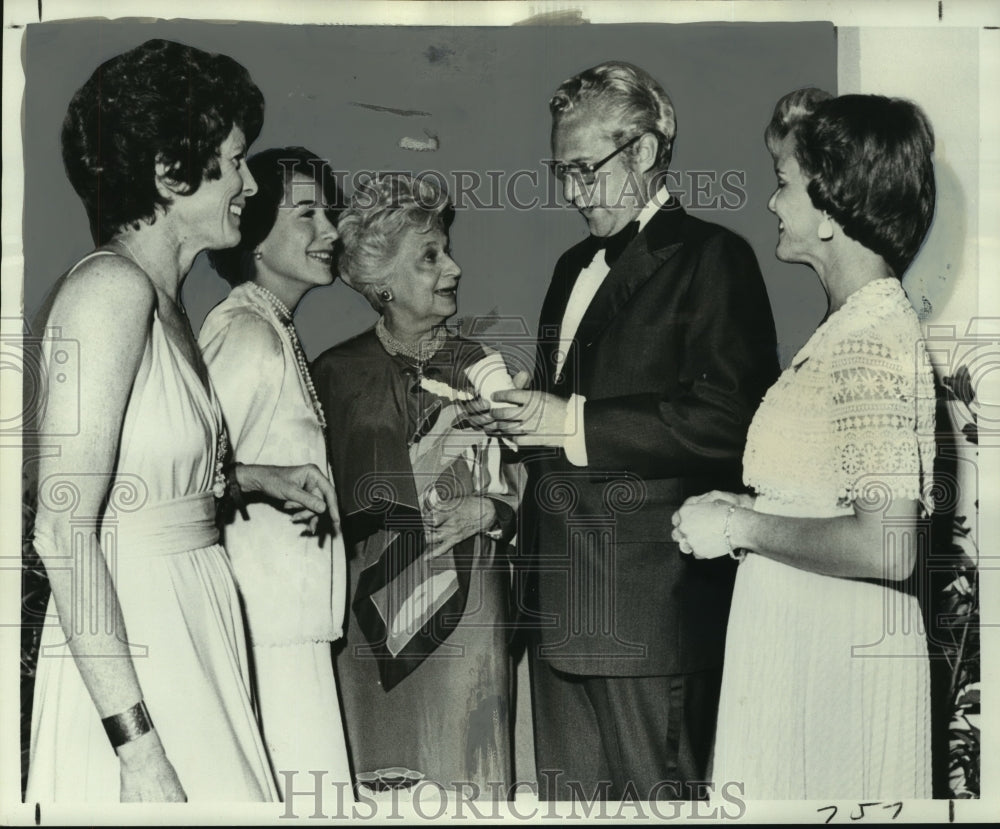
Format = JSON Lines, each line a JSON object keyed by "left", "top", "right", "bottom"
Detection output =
{"left": 817, "top": 802, "right": 903, "bottom": 823}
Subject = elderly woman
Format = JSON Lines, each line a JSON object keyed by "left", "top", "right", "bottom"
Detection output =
{"left": 312, "top": 174, "right": 521, "bottom": 794}
{"left": 199, "top": 147, "right": 351, "bottom": 799}
{"left": 672, "top": 89, "right": 937, "bottom": 798}
{"left": 25, "top": 40, "right": 339, "bottom": 802}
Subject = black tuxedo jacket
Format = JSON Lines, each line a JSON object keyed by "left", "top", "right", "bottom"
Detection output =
{"left": 519, "top": 200, "right": 779, "bottom": 677}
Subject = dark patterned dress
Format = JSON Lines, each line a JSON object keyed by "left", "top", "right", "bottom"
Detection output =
{"left": 313, "top": 330, "right": 521, "bottom": 794}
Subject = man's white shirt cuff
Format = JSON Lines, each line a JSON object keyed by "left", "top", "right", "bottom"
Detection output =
{"left": 564, "top": 393, "right": 588, "bottom": 466}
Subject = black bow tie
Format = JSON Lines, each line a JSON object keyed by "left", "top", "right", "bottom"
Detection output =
{"left": 595, "top": 220, "right": 640, "bottom": 268}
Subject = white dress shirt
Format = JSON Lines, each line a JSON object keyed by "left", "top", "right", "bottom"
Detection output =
{"left": 560, "top": 186, "right": 670, "bottom": 465}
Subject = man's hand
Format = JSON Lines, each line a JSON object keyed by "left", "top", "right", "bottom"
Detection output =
{"left": 455, "top": 370, "right": 531, "bottom": 433}
{"left": 487, "top": 388, "right": 572, "bottom": 448}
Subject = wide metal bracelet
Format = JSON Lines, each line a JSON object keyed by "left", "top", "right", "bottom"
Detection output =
{"left": 101, "top": 700, "right": 154, "bottom": 749}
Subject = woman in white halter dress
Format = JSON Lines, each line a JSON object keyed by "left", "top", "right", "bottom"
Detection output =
{"left": 28, "top": 253, "right": 278, "bottom": 801}
{"left": 25, "top": 39, "right": 339, "bottom": 803}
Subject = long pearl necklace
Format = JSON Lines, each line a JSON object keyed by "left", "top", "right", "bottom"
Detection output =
{"left": 247, "top": 282, "right": 327, "bottom": 431}
{"left": 375, "top": 316, "right": 447, "bottom": 372}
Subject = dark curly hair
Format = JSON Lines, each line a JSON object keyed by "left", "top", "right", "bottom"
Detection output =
{"left": 208, "top": 147, "right": 345, "bottom": 287}
{"left": 764, "top": 87, "right": 832, "bottom": 156}
{"left": 787, "top": 94, "right": 936, "bottom": 278}
{"left": 61, "top": 39, "right": 265, "bottom": 245}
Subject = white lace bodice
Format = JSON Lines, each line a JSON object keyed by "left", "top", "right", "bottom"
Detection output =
{"left": 743, "top": 278, "right": 936, "bottom": 516}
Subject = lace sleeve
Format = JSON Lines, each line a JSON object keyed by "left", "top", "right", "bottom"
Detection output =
{"left": 829, "top": 331, "right": 936, "bottom": 509}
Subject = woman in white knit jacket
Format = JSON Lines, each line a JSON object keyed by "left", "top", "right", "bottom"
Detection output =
{"left": 199, "top": 147, "right": 350, "bottom": 799}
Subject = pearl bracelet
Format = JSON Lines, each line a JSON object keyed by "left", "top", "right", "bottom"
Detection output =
{"left": 102, "top": 700, "right": 154, "bottom": 749}
{"left": 723, "top": 505, "right": 747, "bottom": 562}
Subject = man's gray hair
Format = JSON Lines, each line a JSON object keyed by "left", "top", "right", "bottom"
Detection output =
{"left": 549, "top": 60, "right": 677, "bottom": 171}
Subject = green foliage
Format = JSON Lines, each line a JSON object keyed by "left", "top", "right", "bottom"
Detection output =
{"left": 937, "top": 366, "right": 979, "bottom": 798}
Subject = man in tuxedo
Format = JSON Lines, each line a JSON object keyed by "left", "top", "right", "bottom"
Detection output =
{"left": 486, "top": 61, "right": 779, "bottom": 800}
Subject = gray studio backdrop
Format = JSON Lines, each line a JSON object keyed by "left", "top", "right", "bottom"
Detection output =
{"left": 24, "top": 19, "right": 836, "bottom": 367}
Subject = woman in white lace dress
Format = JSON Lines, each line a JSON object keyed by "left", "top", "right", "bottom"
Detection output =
{"left": 672, "top": 89, "right": 937, "bottom": 799}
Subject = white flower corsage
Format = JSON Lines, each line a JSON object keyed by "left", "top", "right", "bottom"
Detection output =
{"left": 418, "top": 376, "right": 474, "bottom": 402}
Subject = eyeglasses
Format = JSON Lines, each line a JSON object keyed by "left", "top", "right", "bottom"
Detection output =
{"left": 544, "top": 133, "right": 648, "bottom": 186}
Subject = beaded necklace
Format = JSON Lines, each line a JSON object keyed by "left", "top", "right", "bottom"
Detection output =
{"left": 247, "top": 281, "right": 327, "bottom": 430}
{"left": 374, "top": 316, "right": 447, "bottom": 378}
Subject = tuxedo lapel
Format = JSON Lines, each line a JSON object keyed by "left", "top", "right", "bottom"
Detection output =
{"left": 572, "top": 202, "right": 687, "bottom": 358}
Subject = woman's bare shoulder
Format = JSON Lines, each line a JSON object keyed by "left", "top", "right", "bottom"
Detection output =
{"left": 51, "top": 252, "right": 156, "bottom": 326}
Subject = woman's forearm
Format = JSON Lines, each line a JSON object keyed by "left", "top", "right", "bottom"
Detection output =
{"left": 39, "top": 530, "right": 146, "bottom": 718}
{"left": 729, "top": 498, "right": 920, "bottom": 581}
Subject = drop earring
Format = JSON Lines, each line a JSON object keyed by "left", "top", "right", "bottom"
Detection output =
{"left": 818, "top": 215, "right": 834, "bottom": 241}
{"left": 253, "top": 249, "right": 263, "bottom": 260}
